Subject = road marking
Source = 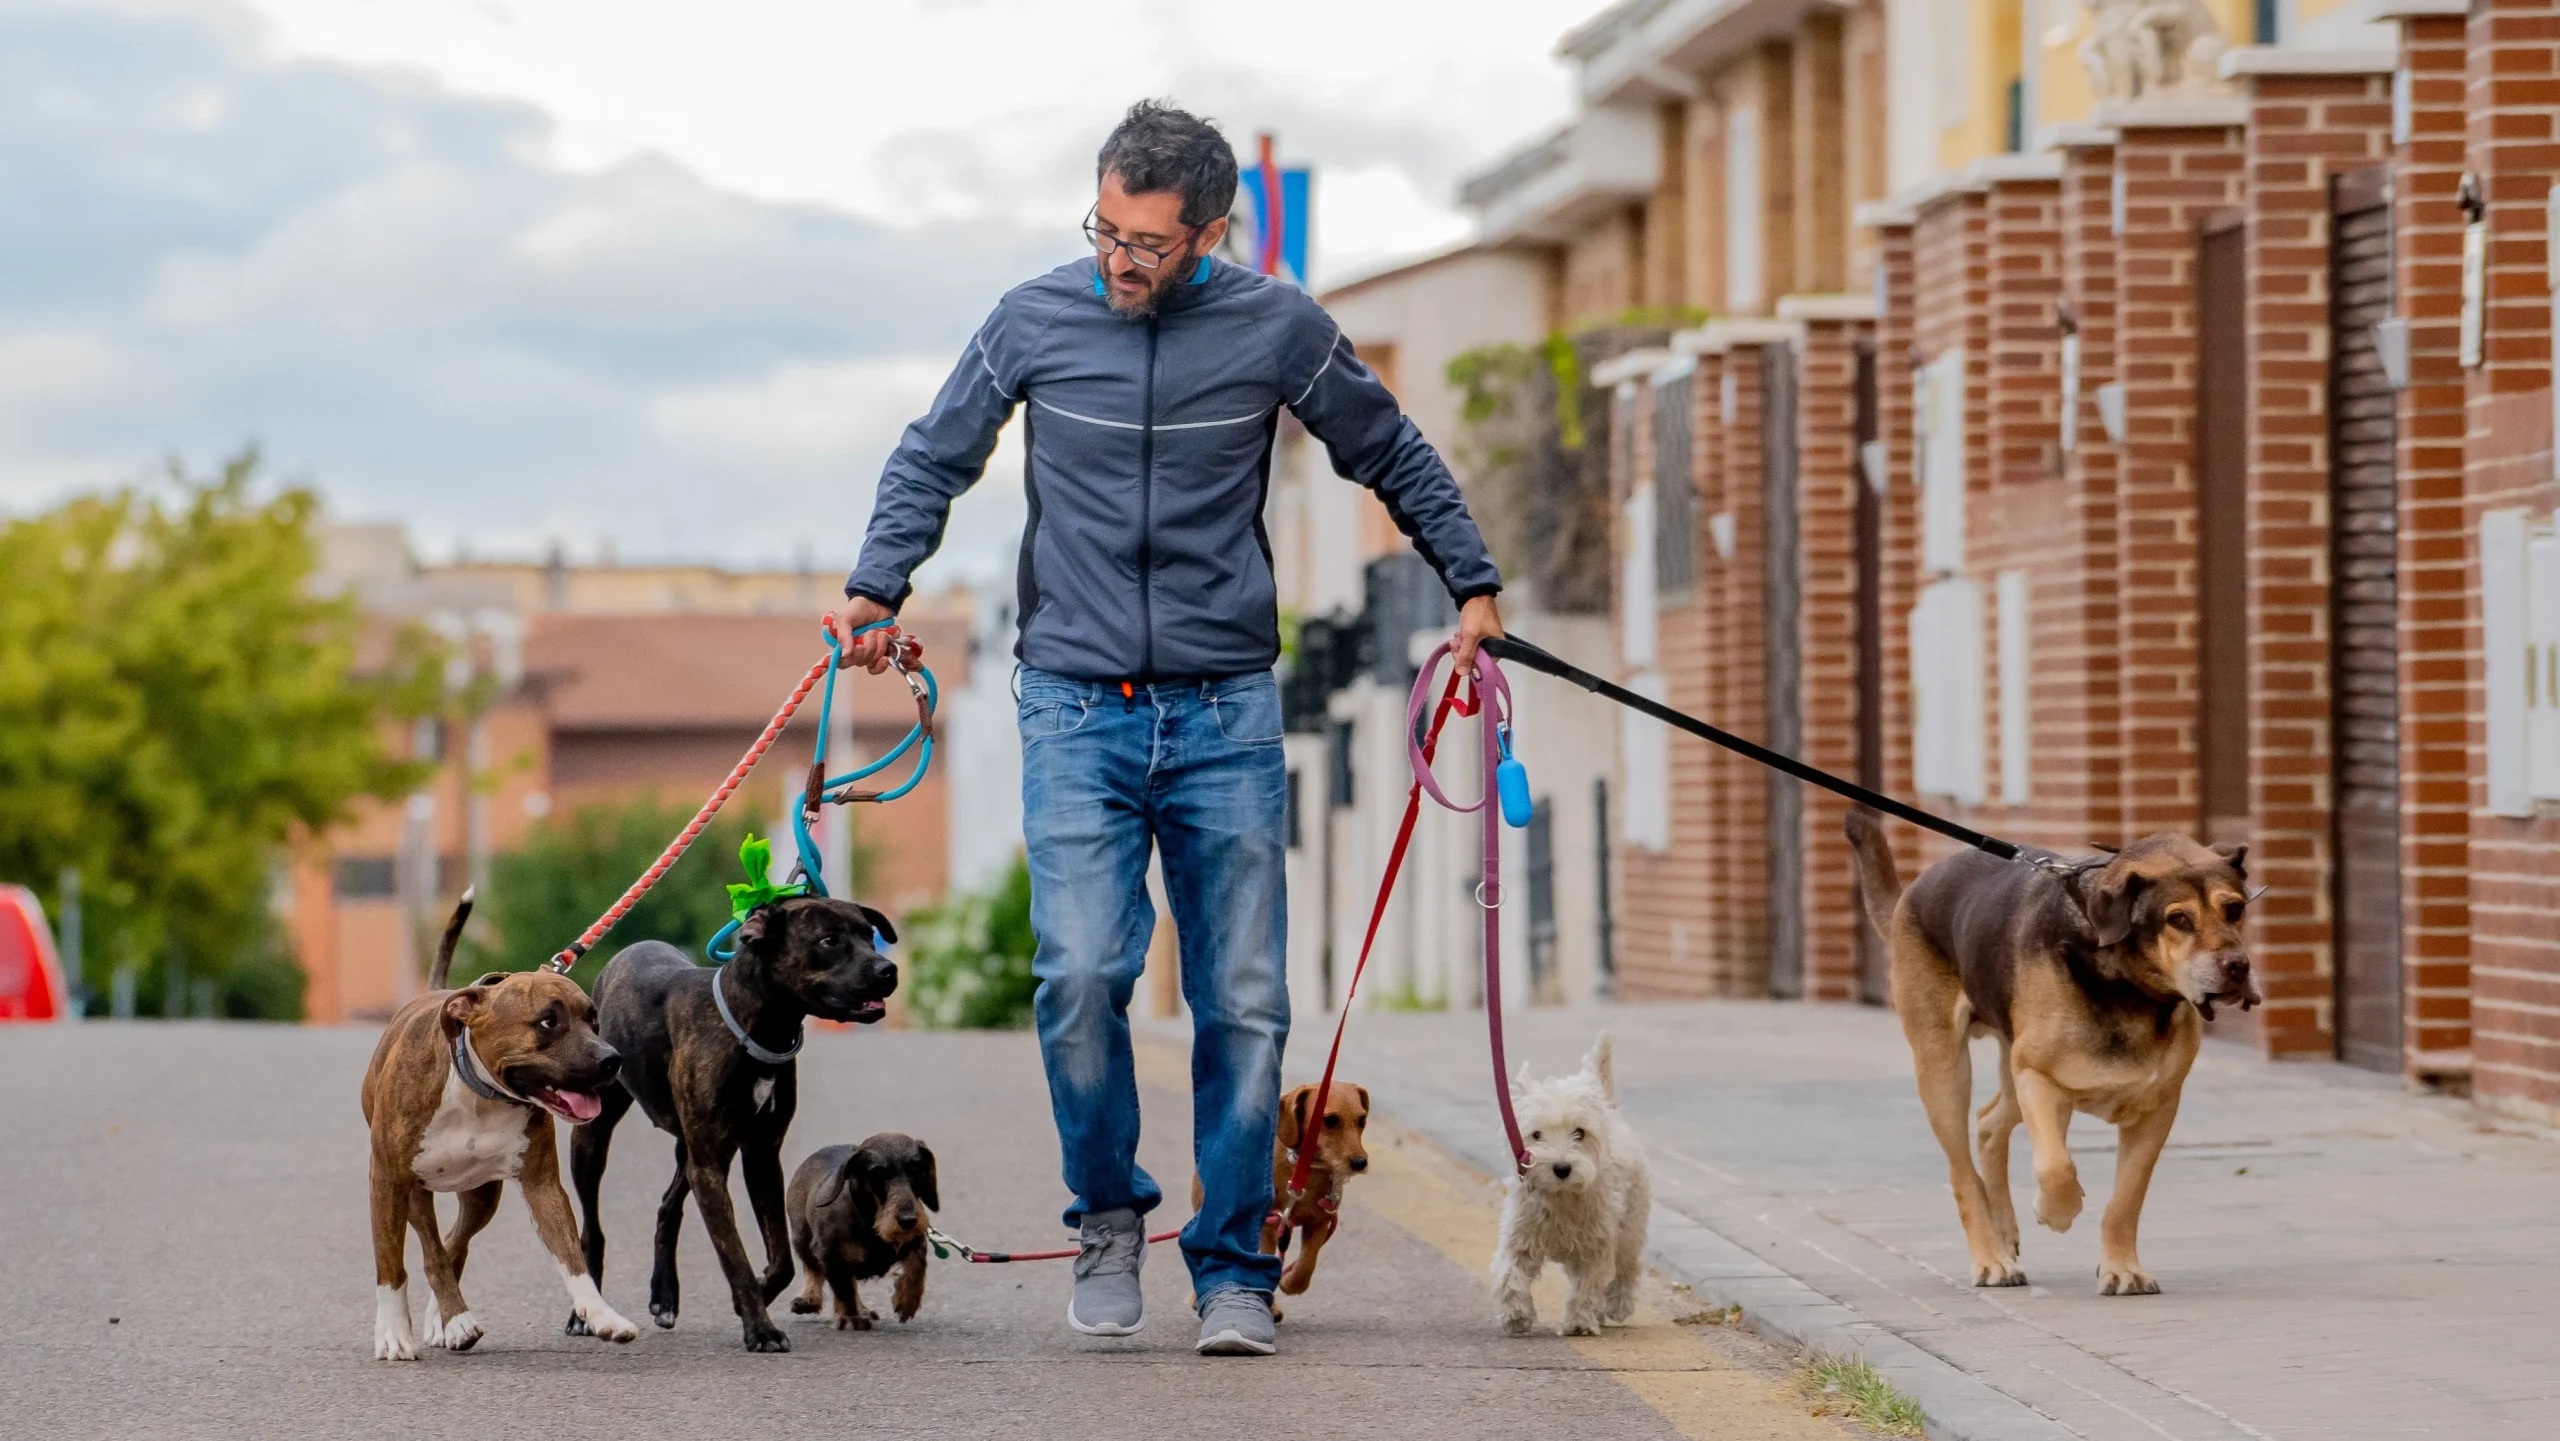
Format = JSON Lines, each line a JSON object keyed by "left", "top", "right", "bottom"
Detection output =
{"left": 1131, "top": 1039, "right": 1839, "bottom": 1438}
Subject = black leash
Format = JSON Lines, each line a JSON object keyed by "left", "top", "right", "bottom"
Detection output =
{"left": 1483, "top": 633, "right": 2056, "bottom": 871}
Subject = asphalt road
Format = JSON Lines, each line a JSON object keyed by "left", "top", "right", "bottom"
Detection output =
{"left": 0, "top": 1020, "right": 1874, "bottom": 1440}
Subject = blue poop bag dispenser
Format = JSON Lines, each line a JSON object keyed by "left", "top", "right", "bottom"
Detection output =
{"left": 1496, "top": 724, "right": 1534, "bottom": 828}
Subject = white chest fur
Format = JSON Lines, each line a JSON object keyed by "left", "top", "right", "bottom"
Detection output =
{"left": 412, "top": 1068, "right": 534, "bottom": 1193}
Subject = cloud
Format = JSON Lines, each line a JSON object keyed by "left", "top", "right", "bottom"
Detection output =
{"left": 0, "top": 0, "right": 1064, "bottom": 582}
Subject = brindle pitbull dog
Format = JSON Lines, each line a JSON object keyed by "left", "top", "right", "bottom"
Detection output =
{"left": 359, "top": 893, "right": 636, "bottom": 1360}
{"left": 569, "top": 896, "right": 898, "bottom": 1352}
{"left": 1846, "top": 811, "right": 2260, "bottom": 1296}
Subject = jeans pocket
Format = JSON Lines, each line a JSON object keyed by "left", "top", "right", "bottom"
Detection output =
{"left": 1019, "top": 693, "right": 1089, "bottom": 741}
{"left": 1208, "top": 676, "right": 1283, "bottom": 746}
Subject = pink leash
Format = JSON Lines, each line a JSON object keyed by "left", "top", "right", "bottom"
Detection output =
{"left": 1407, "top": 643, "right": 1531, "bottom": 1176}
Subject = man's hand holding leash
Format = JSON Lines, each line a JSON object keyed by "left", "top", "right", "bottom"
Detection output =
{"left": 1453, "top": 594, "right": 1504, "bottom": 674}
{"left": 833, "top": 596, "right": 899, "bottom": 673}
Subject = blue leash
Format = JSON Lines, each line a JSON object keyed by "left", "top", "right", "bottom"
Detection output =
{"left": 709, "top": 619, "right": 934, "bottom": 961}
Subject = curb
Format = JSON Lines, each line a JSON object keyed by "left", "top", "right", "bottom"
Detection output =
{"left": 1370, "top": 1082, "right": 2073, "bottom": 1441}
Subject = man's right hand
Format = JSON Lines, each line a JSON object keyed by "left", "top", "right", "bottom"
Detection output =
{"left": 832, "top": 596, "right": 899, "bottom": 673}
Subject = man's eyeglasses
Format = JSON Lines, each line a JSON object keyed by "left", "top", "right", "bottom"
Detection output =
{"left": 1083, "top": 208, "right": 1197, "bottom": 271}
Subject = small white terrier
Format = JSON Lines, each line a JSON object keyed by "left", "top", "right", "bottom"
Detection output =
{"left": 1491, "top": 1033, "right": 1650, "bottom": 1336}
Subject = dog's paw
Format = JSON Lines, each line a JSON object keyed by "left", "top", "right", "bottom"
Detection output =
{"left": 578, "top": 1305, "right": 639, "bottom": 1343}
{"left": 2097, "top": 1262, "right": 2159, "bottom": 1297}
{"left": 1497, "top": 1307, "right": 1536, "bottom": 1337}
{"left": 564, "top": 1311, "right": 591, "bottom": 1336}
{"left": 373, "top": 1288, "right": 418, "bottom": 1362}
{"left": 1560, "top": 1315, "right": 1602, "bottom": 1338}
{"left": 833, "top": 1311, "right": 874, "bottom": 1331}
{"left": 648, "top": 1303, "right": 678, "bottom": 1330}
{"left": 743, "top": 1320, "right": 792, "bottom": 1353}
{"left": 2034, "top": 1175, "right": 2084, "bottom": 1233}
{"left": 789, "top": 1295, "right": 821, "bottom": 1315}
{"left": 1970, "top": 1256, "right": 2028, "bottom": 1287}
{"left": 429, "top": 1309, "right": 483, "bottom": 1352}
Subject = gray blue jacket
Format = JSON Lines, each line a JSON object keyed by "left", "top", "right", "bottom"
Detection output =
{"left": 847, "top": 255, "right": 1502, "bottom": 680}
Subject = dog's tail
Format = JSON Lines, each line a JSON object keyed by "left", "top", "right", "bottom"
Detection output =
{"left": 1584, "top": 1032, "right": 1616, "bottom": 1104}
{"left": 1843, "top": 808, "right": 1904, "bottom": 945}
{"left": 427, "top": 888, "right": 476, "bottom": 991}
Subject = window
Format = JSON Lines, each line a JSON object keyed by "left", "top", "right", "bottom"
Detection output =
{"left": 1652, "top": 366, "right": 1699, "bottom": 601}
{"left": 1621, "top": 671, "right": 1672, "bottom": 851}
{"left": 1725, "top": 104, "right": 1762, "bottom": 313}
{"left": 1997, "top": 569, "right": 2031, "bottom": 805}
{"left": 2484, "top": 509, "right": 2560, "bottom": 814}
{"left": 334, "top": 856, "right": 397, "bottom": 900}
{"left": 1326, "top": 719, "right": 1356, "bottom": 809}
{"left": 1910, "top": 577, "right": 1986, "bottom": 804}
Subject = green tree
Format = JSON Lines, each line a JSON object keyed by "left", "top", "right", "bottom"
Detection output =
{"left": 0, "top": 450, "right": 435, "bottom": 1017}
{"left": 903, "top": 855, "right": 1038, "bottom": 1029}
{"left": 460, "top": 798, "right": 756, "bottom": 990}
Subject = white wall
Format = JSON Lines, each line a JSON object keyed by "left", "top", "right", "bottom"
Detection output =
{"left": 945, "top": 587, "right": 1026, "bottom": 894}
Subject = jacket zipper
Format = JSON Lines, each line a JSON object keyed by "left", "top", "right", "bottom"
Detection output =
{"left": 1138, "top": 315, "right": 1159, "bottom": 679}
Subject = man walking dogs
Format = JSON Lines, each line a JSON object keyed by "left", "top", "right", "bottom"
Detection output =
{"left": 836, "top": 101, "right": 1503, "bottom": 1356}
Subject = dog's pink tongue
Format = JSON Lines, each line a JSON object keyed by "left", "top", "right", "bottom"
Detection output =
{"left": 546, "top": 1089, "right": 603, "bottom": 1123}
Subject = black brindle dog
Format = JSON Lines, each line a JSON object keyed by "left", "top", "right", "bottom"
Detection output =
{"left": 569, "top": 896, "right": 898, "bottom": 1352}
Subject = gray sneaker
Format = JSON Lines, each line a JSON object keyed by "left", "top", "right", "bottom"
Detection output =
{"left": 1194, "top": 1287, "right": 1277, "bottom": 1356}
{"left": 1067, "top": 1207, "right": 1146, "bottom": 1336}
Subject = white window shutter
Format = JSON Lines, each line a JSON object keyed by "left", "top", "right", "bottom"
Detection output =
{"left": 2484, "top": 509, "right": 2532, "bottom": 816}
{"left": 1622, "top": 670, "right": 1672, "bottom": 851}
{"left": 1998, "top": 569, "right": 2031, "bottom": 805}
{"left": 1911, "top": 578, "right": 1987, "bottom": 804}
{"left": 2529, "top": 528, "right": 2560, "bottom": 800}
{"left": 1923, "top": 349, "right": 1967, "bottom": 574}
{"left": 1621, "top": 486, "right": 1658, "bottom": 668}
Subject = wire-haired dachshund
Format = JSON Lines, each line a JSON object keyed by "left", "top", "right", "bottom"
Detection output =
{"left": 787, "top": 1134, "right": 939, "bottom": 1329}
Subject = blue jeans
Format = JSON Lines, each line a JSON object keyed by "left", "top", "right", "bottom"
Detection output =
{"left": 1017, "top": 667, "right": 1289, "bottom": 1298}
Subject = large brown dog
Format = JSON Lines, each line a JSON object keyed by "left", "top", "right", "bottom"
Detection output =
{"left": 359, "top": 894, "right": 636, "bottom": 1359}
{"left": 1846, "top": 812, "right": 2260, "bottom": 1296}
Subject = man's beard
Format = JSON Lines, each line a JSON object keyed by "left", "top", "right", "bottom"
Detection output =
{"left": 1104, "top": 244, "right": 1198, "bottom": 319}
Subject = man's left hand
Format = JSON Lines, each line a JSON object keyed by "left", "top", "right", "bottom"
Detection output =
{"left": 1453, "top": 594, "right": 1505, "bottom": 674}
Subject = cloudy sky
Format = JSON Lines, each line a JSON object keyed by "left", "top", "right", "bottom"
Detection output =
{"left": 2, "top": 0, "right": 1595, "bottom": 588}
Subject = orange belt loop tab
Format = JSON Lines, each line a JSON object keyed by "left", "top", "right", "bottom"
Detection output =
{"left": 1121, "top": 681, "right": 1134, "bottom": 699}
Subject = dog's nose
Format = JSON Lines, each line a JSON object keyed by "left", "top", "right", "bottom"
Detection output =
{"left": 593, "top": 1047, "right": 622, "bottom": 1082}
{"left": 896, "top": 1205, "right": 918, "bottom": 1227}
{"left": 1551, "top": 1162, "right": 1572, "bottom": 1180}
{"left": 1347, "top": 1155, "right": 1368, "bottom": 1173}
{"left": 2223, "top": 953, "right": 2252, "bottom": 981}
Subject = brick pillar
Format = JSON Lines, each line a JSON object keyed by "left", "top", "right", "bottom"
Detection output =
{"left": 1909, "top": 185, "right": 1989, "bottom": 871}
{"left": 2390, "top": 10, "right": 2476, "bottom": 1075}
{"left": 1715, "top": 339, "right": 1773, "bottom": 994}
{"left": 2463, "top": 0, "right": 2560, "bottom": 1123}
{"left": 1870, "top": 215, "right": 1927, "bottom": 889}
{"left": 2057, "top": 132, "right": 2131, "bottom": 854}
{"left": 2241, "top": 66, "right": 2397, "bottom": 1058}
{"left": 2105, "top": 107, "right": 2250, "bottom": 840}
{"left": 1692, "top": 347, "right": 1736, "bottom": 994}
{"left": 1782, "top": 301, "right": 1876, "bottom": 1000}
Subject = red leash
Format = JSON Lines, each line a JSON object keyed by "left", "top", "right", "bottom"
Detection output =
{"left": 1281, "top": 665, "right": 1478, "bottom": 1209}
{"left": 1408, "top": 643, "right": 1531, "bottom": 1175}
{"left": 928, "top": 1225, "right": 1184, "bottom": 1264}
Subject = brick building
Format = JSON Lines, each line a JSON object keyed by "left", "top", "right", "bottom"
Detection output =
{"left": 1455, "top": 0, "right": 2560, "bottom": 1121}
{"left": 292, "top": 529, "right": 968, "bottom": 1024}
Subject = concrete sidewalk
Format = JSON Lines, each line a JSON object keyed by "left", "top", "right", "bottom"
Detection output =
{"left": 1306, "top": 1002, "right": 2560, "bottom": 1441}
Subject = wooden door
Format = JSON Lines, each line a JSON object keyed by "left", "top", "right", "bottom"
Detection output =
{"left": 1851, "top": 339, "right": 1888, "bottom": 1004}
{"left": 2329, "top": 167, "right": 2403, "bottom": 1071}
{"left": 1761, "top": 343, "right": 1804, "bottom": 999}
{"left": 2195, "top": 210, "right": 2251, "bottom": 844}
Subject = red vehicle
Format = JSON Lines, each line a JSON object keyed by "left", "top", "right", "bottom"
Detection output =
{"left": 0, "top": 885, "right": 70, "bottom": 1021}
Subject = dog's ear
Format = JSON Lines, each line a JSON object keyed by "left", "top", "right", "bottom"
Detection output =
{"left": 856, "top": 903, "right": 898, "bottom": 947}
{"left": 441, "top": 988, "right": 486, "bottom": 1026}
{"left": 736, "top": 903, "right": 781, "bottom": 955}
{"left": 1278, "top": 1086, "right": 1308, "bottom": 1152}
{"left": 2210, "top": 842, "right": 2249, "bottom": 880}
{"left": 911, "top": 1142, "right": 939, "bottom": 1213}
{"left": 1585, "top": 1033, "right": 1616, "bottom": 1103}
{"left": 1351, "top": 1083, "right": 1371, "bottom": 1118}
{"left": 1511, "top": 1061, "right": 1535, "bottom": 1097}
{"left": 2076, "top": 866, "right": 2148, "bottom": 949}
{"left": 470, "top": 972, "right": 508, "bottom": 988}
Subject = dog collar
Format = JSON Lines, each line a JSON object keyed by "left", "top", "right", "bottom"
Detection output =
{"left": 452, "top": 1028, "right": 528, "bottom": 1106}
{"left": 714, "top": 963, "right": 802, "bottom": 1065}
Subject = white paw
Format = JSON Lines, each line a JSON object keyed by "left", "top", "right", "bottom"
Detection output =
{"left": 374, "top": 1286, "right": 419, "bottom": 1362}
{"left": 431, "top": 1309, "right": 483, "bottom": 1351}
{"left": 579, "top": 1304, "right": 639, "bottom": 1343}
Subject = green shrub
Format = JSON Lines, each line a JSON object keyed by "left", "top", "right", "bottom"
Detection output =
{"left": 904, "top": 856, "right": 1038, "bottom": 1029}
{"left": 462, "top": 798, "right": 754, "bottom": 990}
